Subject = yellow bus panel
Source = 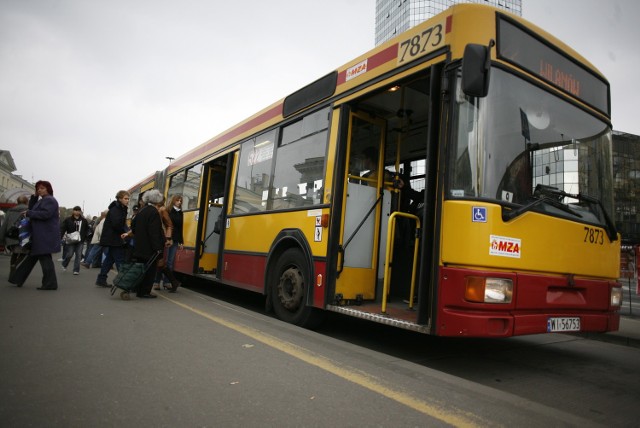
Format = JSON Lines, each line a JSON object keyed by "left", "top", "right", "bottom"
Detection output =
{"left": 440, "top": 201, "right": 620, "bottom": 279}
{"left": 224, "top": 209, "right": 330, "bottom": 257}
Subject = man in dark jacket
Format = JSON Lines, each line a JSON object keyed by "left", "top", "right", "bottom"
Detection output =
{"left": 60, "top": 206, "right": 89, "bottom": 275}
{"left": 95, "top": 190, "right": 130, "bottom": 287}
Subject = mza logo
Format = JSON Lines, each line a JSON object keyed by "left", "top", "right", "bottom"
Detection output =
{"left": 346, "top": 59, "right": 368, "bottom": 81}
{"left": 489, "top": 235, "right": 521, "bottom": 258}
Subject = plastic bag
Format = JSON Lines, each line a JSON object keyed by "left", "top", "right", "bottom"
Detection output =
{"left": 18, "top": 217, "right": 31, "bottom": 249}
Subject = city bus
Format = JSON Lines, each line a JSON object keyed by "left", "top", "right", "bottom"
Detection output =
{"left": 127, "top": 4, "right": 622, "bottom": 337}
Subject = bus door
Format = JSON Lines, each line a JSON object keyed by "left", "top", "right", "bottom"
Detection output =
{"left": 197, "top": 152, "right": 235, "bottom": 278}
{"left": 335, "top": 112, "right": 391, "bottom": 302}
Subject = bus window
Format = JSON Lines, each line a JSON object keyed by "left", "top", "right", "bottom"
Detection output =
{"left": 167, "top": 171, "right": 186, "bottom": 205}
{"left": 167, "top": 163, "right": 202, "bottom": 210}
{"left": 183, "top": 164, "right": 202, "bottom": 209}
{"left": 271, "top": 107, "right": 329, "bottom": 209}
{"left": 233, "top": 130, "right": 276, "bottom": 213}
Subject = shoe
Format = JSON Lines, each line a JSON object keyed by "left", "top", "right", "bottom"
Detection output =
{"left": 169, "top": 281, "right": 181, "bottom": 293}
{"left": 73, "top": 271, "right": 79, "bottom": 275}
{"left": 153, "top": 283, "right": 160, "bottom": 290}
{"left": 95, "top": 281, "right": 110, "bottom": 287}
{"left": 162, "top": 282, "right": 171, "bottom": 290}
{"left": 61, "top": 266, "right": 67, "bottom": 271}
{"left": 138, "top": 294, "right": 157, "bottom": 298}
{"left": 80, "top": 262, "right": 90, "bottom": 269}
{"left": 37, "top": 287, "right": 57, "bottom": 290}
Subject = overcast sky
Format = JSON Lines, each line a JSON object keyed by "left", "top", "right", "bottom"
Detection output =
{"left": 1, "top": 0, "right": 638, "bottom": 216}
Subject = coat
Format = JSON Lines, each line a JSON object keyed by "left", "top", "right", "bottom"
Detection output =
{"left": 26, "top": 195, "right": 61, "bottom": 256}
{"left": 90, "top": 219, "right": 104, "bottom": 245}
{"left": 60, "top": 215, "right": 89, "bottom": 241}
{"left": 168, "top": 206, "right": 184, "bottom": 244}
{"left": 131, "top": 205, "right": 165, "bottom": 261}
{"left": 0, "top": 203, "right": 28, "bottom": 247}
{"left": 99, "top": 200, "right": 128, "bottom": 247}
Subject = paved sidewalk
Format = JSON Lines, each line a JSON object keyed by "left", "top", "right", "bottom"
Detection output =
{"left": 578, "top": 315, "right": 640, "bottom": 348}
{"left": 1, "top": 253, "right": 639, "bottom": 347}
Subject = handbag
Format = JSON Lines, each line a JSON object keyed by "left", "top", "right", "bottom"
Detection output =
{"left": 64, "top": 230, "right": 81, "bottom": 244}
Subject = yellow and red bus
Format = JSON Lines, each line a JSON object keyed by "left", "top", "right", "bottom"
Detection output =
{"left": 128, "top": 4, "right": 622, "bottom": 337}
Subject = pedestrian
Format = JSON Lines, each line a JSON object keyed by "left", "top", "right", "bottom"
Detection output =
{"left": 82, "top": 210, "right": 107, "bottom": 269}
{"left": 163, "top": 194, "right": 183, "bottom": 292}
{"left": 8, "top": 180, "right": 61, "bottom": 290}
{"left": 152, "top": 194, "right": 180, "bottom": 291}
{"left": 60, "top": 206, "right": 89, "bottom": 275}
{"left": 95, "top": 190, "right": 130, "bottom": 287}
{"left": 83, "top": 215, "right": 97, "bottom": 261}
{"left": 0, "top": 195, "right": 29, "bottom": 280}
{"left": 124, "top": 202, "right": 142, "bottom": 263}
{"left": 131, "top": 189, "right": 166, "bottom": 298}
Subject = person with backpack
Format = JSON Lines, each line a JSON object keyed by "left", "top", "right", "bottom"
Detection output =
{"left": 0, "top": 195, "right": 29, "bottom": 280}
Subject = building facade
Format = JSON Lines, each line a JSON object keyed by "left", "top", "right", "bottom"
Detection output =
{"left": 613, "top": 132, "right": 640, "bottom": 245}
{"left": 0, "top": 150, "right": 33, "bottom": 204}
{"left": 375, "top": 0, "right": 522, "bottom": 45}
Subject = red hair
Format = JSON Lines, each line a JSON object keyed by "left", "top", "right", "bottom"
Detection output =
{"left": 35, "top": 180, "right": 54, "bottom": 196}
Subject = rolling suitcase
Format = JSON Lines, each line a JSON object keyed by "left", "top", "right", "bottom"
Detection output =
{"left": 110, "top": 252, "right": 159, "bottom": 300}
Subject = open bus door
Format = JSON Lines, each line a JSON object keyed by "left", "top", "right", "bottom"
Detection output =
{"left": 196, "top": 152, "right": 235, "bottom": 278}
{"left": 335, "top": 112, "right": 391, "bottom": 303}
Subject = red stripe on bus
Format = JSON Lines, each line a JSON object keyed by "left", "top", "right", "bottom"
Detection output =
{"left": 222, "top": 252, "right": 266, "bottom": 291}
{"left": 313, "top": 260, "right": 326, "bottom": 308}
{"left": 170, "top": 104, "right": 283, "bottom": 169}
{"left": 446, "top": 14, "right": 452, "bottom": 33}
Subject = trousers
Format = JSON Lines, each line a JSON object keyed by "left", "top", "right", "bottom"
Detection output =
{"left": 10, "top": 254, "right": 58, "bottom": 289}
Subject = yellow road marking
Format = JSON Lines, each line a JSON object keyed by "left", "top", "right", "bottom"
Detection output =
{"left": 163, "top": 296, "right": 484, "bottom": 428}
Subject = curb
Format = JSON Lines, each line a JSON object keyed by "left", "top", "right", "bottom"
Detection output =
{"left": 575, "top": 331, "right": 640, "bottom": 348}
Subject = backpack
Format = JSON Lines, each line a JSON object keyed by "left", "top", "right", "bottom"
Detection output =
{"left": 6, "top": 215, "right": 23, "bottom": 240}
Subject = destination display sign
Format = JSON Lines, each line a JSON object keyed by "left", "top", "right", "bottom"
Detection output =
{"left": 497, "top": 16, "right": 609, "bottom": 115}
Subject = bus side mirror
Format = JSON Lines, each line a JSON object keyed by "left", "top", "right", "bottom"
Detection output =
{"left": 461, "top": 41, "right": 494, "bottom": 98}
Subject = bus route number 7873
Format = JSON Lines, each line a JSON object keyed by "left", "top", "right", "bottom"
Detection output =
{"left": 397, "top": 22, "right": 444, "bottom": 65}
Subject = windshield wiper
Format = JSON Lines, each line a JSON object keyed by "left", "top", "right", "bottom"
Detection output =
{"left": 503, "top": 184, "right": 581, "bottom": 221}
{"left": 502, "top": 185, "right": 618, "bottom": 242}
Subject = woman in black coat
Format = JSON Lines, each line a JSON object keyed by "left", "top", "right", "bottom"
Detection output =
{"left": 132, "top": 189, "right": 166, "bottom": 298}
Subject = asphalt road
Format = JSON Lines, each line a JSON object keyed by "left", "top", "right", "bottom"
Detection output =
{"left": 1, "top": 255, "right": 638, "bottom": 427}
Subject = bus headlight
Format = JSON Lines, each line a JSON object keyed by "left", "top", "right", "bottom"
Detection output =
{"left": 610, "top": 287, "right": 622, "bottom": 307}
{"left": 465, "top": 277, "right": 513, "bottom": 304}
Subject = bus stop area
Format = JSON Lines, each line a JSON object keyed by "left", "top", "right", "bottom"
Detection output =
{"left": 0, "top": 253, "right": 639, "bottom": 426}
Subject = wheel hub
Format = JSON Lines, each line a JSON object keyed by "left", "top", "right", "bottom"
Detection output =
{"left": 277, "top": 267, "right": 304, "bottom": 310}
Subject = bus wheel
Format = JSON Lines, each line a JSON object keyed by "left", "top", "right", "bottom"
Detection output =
{"left": 271, "top": 248, "right": 324, "bottom": 328}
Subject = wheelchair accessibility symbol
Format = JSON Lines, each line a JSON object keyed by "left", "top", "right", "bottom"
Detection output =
{"left": 472, "top": 207, "right": 487, "bottom": 223}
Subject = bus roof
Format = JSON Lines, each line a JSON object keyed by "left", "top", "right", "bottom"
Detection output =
{"left": 162, "top": 3, "right": 607, "bottom": 172}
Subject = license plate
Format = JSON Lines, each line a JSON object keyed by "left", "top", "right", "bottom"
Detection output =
{"left": 547, "top": 317, "right": 580, "bottom": 332}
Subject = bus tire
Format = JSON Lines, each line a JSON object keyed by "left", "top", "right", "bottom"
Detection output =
{"left": 270, "top": 248, "right": 324, "bottom": 329}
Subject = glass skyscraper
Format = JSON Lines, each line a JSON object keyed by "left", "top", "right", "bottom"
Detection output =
{"left": 375, "top": 0, "right": 522, "bottom": 45}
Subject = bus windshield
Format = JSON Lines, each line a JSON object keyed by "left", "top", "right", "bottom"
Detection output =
{"left": 449, "top": 67, "right": 615, "bottom": 228}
